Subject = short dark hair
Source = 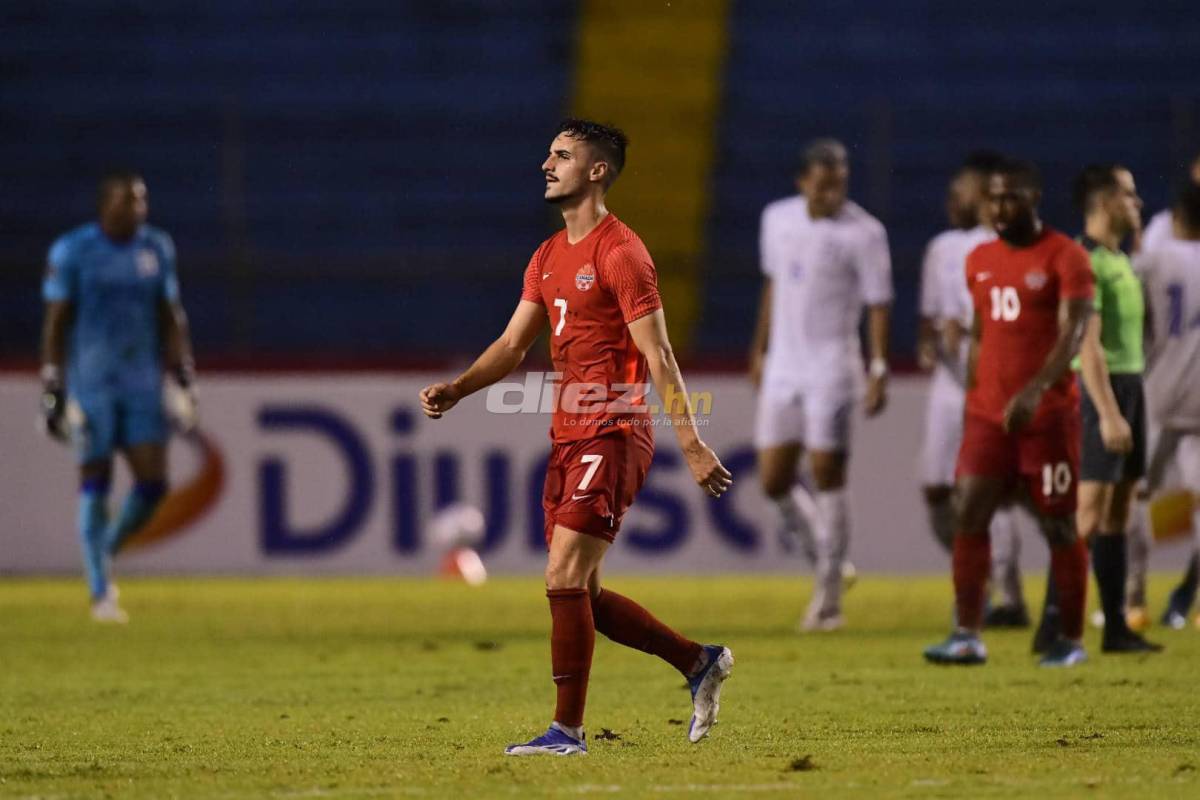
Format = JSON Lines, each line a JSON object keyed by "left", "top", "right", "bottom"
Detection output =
{"left": 996, "top": 157, "right": 1042, "bottom": 192}
{"left": 96, "top": 170, "right": 142, "bottom": 209}
{"left": 1072, "top": 163, "right": 1122, "bottom": 213}
{"left": 1175, "top": 183, "right": 1200, "bottom": 233}
{"left": 798, "top": 138, "right": 848, "bottom": 177}
{"left": 556, "top": 118, "right": 628, "bottom": 186}
{"left": 960, "top": 150, "right": 1006, "bottom": 176}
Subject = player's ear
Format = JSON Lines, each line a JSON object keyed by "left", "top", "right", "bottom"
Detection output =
{"left": 590, "top": 160, "right": 609, "bottom": 185}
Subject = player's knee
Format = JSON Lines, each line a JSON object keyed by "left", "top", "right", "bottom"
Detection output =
{"left": 923, "top": 485, "right": 953, "bottom": 506}
{"left": 809, "top": 458, "right": 846, "bottom": 492}
{"left": 759, "top": 468, "right": 793, "bottom": 499}
{"left": 1039, "top": 515, "right": 1077, "bottom": 547}
{"left": 954, "top": 494, "right": 991, "bottom": 533}
{"left": 544, "top": 559, "right": 588, "bottom": 591}
{"left": 1075, "top": 506, "right": 1100, "bottom": 540}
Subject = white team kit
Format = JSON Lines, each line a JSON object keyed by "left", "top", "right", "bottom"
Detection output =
{"left": 1136, "top": 237, "right": 1200, "bottom": 490}
{"left": 755, "top": 196, "right": 893, "bottom": 451}
{"left": 917, "top": 225, "right": 994, "bottom": 486}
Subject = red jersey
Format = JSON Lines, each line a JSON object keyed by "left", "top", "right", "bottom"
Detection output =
{"left": 521, "top": 214, "right": 662, "bottom": 443}
{"left": 965, "top": 228, "right": 1094, "bottom": 424}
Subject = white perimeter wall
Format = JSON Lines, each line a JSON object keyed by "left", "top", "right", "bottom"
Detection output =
{"left": 0, "top": 375, "right": 1191, "bottom": 576}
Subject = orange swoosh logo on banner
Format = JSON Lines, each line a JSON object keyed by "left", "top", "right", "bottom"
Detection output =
{"left": 1149, "top": 489, "right": 1195, "bottom": 543}
{"left": 122, "top": 428, "right": 226, "bottom": 551}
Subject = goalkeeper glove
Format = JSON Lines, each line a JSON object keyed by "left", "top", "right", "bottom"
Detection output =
{"left": 38, "top": 364, "right": 69, "bottom": 441}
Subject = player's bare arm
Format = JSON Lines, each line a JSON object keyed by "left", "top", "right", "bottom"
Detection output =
{"left": 419, "top": 299, "right": 547, "bottom": 419}
{"left": 963, "top": 313, "right": 981, "bottom": 391}
{"left": 916, "top": 313, "right": 938, "bottom": 371}
{"left": 1077, "top": 313, "right": 1133, "bottom": 453}
{"left": 1002, "top": 296, "right": 1092, "bottom": 433}
{"left": 38, "top": 300, "right": 72, "bottom": 440}
{"left": 160, "top": 298, "right": 195, "bottom": 379}
{"left": 864, "top": 303, "right": 890, "bottom": 416}
{"left": 748, "top": 278, "right": 771, "bottom": 388}
{"left": 627, "top": 309, "right": 732, "bottom": 498}
{"left": 41, "top": 300, "right": 71, "bottom": 372}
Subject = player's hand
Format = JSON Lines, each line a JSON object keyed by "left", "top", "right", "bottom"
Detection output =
{"left": 683, "top": 439, "right": 733, "bottom": 498}
{"left": 1099, "top": 413, "right": 1133, "bottom": 454}
{"left": 916, "top": 339, "right": 937, "bottom": 372}
{"left": 1002, "top": 385, "right": 1042, "bottom": 434}
{"left": 168, "top": 362, "right": 199, "bottom": 433}
{"left": 748, "top": 351, "right": 764, "bottom": 390}
{"left": 38, "top": 380, "right": 69, "bottom": 442}
{"left": 37, "top": 365, "right": 69, "bottom": 442}
{"left": 419, "top": 382, "right": 462, "bottom": 419}
{"left": 864, "top": 374, "right": 888, "bottom": 417}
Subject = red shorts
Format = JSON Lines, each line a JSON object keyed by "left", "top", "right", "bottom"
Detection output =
{"left": 542, "top": 427, "right": 654, "bottom": 546}
{"left": 956, "top": 409, "right": 1081, "bottom": 516}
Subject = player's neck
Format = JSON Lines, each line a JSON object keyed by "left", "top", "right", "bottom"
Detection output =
{"left": 560, "top": 195, "right": 609, "bottom": 245}
{"left": 1084, "top": 217, "right": 1121, "bottom": 252}
{"left": 99, "top": 220, "right": 138, "bottom": 244}
{"left": 1004, "top": 217, "right": 1042, "bottom": 247}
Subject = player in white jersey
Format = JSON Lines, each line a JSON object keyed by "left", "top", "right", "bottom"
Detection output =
{"left": 1141, "top": 152, "right": 1200, "bottom": 252}
{"left": 749, "top": 139, "right": 892, "bottom": 631}
{"left": 1127, "top": 184, "right": 1200, "bottom": 628}
{"left": 916, "top": 153, "right": 1033, "bottom": 626}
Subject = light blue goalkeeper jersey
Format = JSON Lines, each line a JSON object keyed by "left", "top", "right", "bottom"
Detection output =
{"left": 42, "top": 222, "right": 180, "bottom": 396}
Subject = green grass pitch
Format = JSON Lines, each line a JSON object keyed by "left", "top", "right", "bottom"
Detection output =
{"left": 2, "top": 574, "right": 1199, "bottom": 798}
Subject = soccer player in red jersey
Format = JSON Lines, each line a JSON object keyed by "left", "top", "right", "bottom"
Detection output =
{"left": 419, "top": 119, "right": 734, "bottom": 756}
{"left": 923, "top": 159, "right": 1096, "bottom": 667}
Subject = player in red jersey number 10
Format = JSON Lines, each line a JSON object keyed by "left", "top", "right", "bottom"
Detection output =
{"left": 923, "top": 159, "right": 1096, "bottom": 668}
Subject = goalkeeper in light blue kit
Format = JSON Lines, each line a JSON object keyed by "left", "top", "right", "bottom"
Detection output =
{"left": 39, "top": 172, "right": 197, "bottom": 622}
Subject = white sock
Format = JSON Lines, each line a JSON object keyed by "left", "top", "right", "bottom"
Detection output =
{"left": 553, "top": 721, "right": 584, "bottom": 741}
{"left": 1126, "top": 500, "right": 1151, "bottom": 608}
{"left": 814, "top": 488, "right": 849, "bottom": 615}
{"left": 773, "top": 485, "right": 818, "bottom": 564}
{"left": 989, "top": 507, "right": 1024, "bottom": 608}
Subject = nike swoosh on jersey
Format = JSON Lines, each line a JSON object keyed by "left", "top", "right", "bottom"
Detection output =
{"left": 571, "top": 493, "right": 592, "bottom": 501}
{"left": 975, "top": 271, "right": 992, "bottom": 281}
{"left": 543, "top": 273, "right": 551, "bottom": 279}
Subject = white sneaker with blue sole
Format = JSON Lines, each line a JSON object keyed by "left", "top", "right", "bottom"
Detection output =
{"left": 504, "top": 722, "right": 587, "bottom": 756}
{"left": 923, "top": 630, "right": 987, "bottom": 665}
{"left": 687, "top": 644, "right": 734, "bottom": 743}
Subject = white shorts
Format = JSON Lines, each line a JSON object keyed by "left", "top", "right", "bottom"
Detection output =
{"left": 919, "top": 366, "right": 966, "bottom": 487}
{"left": 754, "top": 383, "right": 853, "bottom": 452}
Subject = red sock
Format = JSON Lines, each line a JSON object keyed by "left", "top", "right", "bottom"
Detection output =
{"left": 547, "top": 588, "right": 594, "bottom": 729}
{"left": 1051, "top": 538, "right": 1089, "bottom": 640}
{"left": 591, "top": 589, "right": 703, "bottom": 675}
{"left": 952, "top": 533, "right": 990, "bottom": 631}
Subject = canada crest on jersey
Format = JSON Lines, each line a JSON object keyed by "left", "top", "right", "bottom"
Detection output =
{"left": 575, "top": 263, "right": 596, "bottom": 292}
{"left": 1024, "top": 270, "right": 1048, "bottom": 291}
{"left": 136, "top": 248, "right": 160, "bottom": 278}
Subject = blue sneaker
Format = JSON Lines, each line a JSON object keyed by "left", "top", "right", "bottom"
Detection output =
{"left": 1038, "top": 638, "right": 1087, "bottom": 668}
{"left": 504, "top": 722, "right": 587, "bottom": 756}
{"left": 687, "top": 644, "right": 734, "bottom": 743}
{"left": 923, "top": 631, "right": 987, "bottom": 665}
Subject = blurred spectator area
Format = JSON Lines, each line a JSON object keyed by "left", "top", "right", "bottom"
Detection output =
{"left": 1, "top": 1, "right": 1198, "bottom": 366}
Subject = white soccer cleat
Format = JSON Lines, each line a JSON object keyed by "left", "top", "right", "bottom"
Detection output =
{"left": 800, "top": 611, "right": 845, "bottom": 633}
{"left": 90, "top": 587, "right": 128, "bottom": 624}
{"left": 800, "top": 588, "right": 844, "bottom": 632}
{"left": 687, "top": 645, "right": 734, "bottom": 743}
{"left": 841, "top": 560, "right": 858, "bottom": 591}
